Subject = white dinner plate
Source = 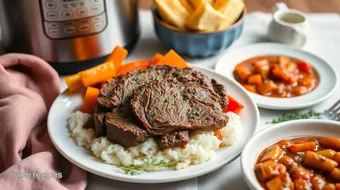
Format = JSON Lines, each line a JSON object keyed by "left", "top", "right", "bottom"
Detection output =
{"left": 241, "top": 119, "right": 340, "bottom": 190}
{"left": 215, "top": 43, "right": 338, "bottom": 110}
{"left": 47, "top": 65, "right": 260, "bottom": 183}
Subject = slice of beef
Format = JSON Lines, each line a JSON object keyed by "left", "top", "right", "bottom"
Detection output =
{"left": 211, "top": 79, "right": 228, "bottom": 109}
{"left": 105, "top": 105, "right": 149, "bottom": 148}
{"left": 97, "top": 65, "right": 226, "bottom": 109}
{"left": 97, "top": 76, "right": 122, "bottom": 108}
{"left": 131, "top": 77, "right": 228, "bottom": 135}
{"left": 94, "top": 113, "right": 105, "bottom": 137}
{"left": 93, "top": 105, "right": 110, "bottom": 137}
{"left": 175, "top": 70, "right": 228, "bottom": 109}
{"left": 97, "top": 65, "right": 184, "bottom": 109}
{"left": 83, "top": 116, "right": 94, "bottom": 129}
{"left": 158, "top": 130, "right": 190, "bottom": 150}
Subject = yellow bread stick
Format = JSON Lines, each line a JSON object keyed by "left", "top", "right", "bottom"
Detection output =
{"left": 214, "top": 0, "right": 244, "bottom": 30}
{"left": 186, "top": 2, "right": 225, "bottom": 32}
{"left": 154, "top": 0, "right": 189, "bottom": 29}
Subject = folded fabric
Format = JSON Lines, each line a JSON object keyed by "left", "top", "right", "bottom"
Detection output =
{"left": 0, "top": 54, "right": 86, "bottom": 190}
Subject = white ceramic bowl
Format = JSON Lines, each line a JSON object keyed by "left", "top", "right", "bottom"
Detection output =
{"left": 241, "top": 119, "right": 340, "bottom": 190}
{"left": 215, "top": 43, "right": 338, "bottom": 110}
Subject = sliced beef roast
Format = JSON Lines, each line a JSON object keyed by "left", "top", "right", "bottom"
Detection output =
{"left": 158, "top": 130, "right": 190, "bottom": 150}
{"left": 98, "top": 65, "right": 184, "bottom": 109}
{"left": 97, "top": 65, "right": 228, "bottom": 109}
{"left": 105, "top": 105, "right": 149, "bottom": 148}
{"left": 211, "top": 79, "right": 228, "bottom": 109}
{"left": 93, "top": 105, "right": 110, "bottom": 137}
{"left": 83, "top": 116, "right": 94, "bottom": 129}
{"left": 131, "top": 77, "right": 228, "bottom": 135}
{"left": 94, "top": 113, "right": 105, "bottom": 137}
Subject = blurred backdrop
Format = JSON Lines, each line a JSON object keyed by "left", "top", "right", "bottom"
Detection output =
{"left": 140, "top": 0, "right": 340, "bottom": 13}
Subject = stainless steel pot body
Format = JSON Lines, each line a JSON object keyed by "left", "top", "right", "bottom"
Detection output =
{"left": 0, "top": 0, "right": 140, "bottom": 64}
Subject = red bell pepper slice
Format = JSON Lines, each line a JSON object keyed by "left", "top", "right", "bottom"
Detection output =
{"left": 297, "top": 61, "right": 312, "bottom": 72}
{"left": 224, "top": 95, "right": 244, "bottom": 114}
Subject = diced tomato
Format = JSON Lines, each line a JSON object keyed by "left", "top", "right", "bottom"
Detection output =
{"left": 297, "top": 61, "right": 312, "bottom": 72}
{"left": 224, "top": 95, "right": 244, "bottom": 114}
{"left": 286, "top": 76, "right": 296, "bottom": 84}
{"left": 243, "top": 85, "right": 257, "bottom": 93}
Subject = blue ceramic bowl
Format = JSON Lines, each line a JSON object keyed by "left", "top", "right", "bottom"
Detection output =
{"left": 152, "top": 5, "right": 247, "bottom": 57}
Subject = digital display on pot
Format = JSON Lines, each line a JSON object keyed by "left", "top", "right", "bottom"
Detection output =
{"left": 40, "top": 0, "right": 107, "bottom": 39}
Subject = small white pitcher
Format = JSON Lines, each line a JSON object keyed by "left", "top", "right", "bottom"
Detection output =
{"left": 267, "top": 2, "right": 311, "bottom": 47}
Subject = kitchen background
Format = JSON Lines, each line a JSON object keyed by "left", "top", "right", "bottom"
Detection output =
{"left": 140, "top": 0, "right": 340, "bottom": 13}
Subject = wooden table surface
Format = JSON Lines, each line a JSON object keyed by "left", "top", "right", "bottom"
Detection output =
{"left": 140, "top": 0, "right": 340, "bottom": 13}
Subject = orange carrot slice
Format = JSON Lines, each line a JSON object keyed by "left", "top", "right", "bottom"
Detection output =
{"left": 79, "top": 61, "right": 116, "bottom": 87}
{"left": 105, "top": 46, "right": 128, "bottom": 70}
{"left": 64, "top": 73, "right": 84, "bottom": 92}
{"left": 117, "top": 60, "right": 151, "bottom": 76}
{"left": 81, "top": 87, "right": 100, "bottom": 113}
{"left": 151, "top": 53, "right": 164, "bottom": 64}
{"left": 155, "top": 49, "right": 189, "bottom": 68}
{"left": 214, "top": 129, "right": 223, "bottom": 140}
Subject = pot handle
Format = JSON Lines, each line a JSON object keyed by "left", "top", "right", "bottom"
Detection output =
{"left": 272, "top": 2, "right": 288, "bottom": 15}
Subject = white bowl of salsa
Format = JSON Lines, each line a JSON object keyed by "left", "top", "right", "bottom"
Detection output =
{"left": 215, "top": 43, "right": 338, "bottom": 110}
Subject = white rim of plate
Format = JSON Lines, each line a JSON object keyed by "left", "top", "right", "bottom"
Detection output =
{"left": 215, "top": 43, "right": 338, "bottom": 110}
{"left": 47, "top": 65, "right": 260, "bottom": 183}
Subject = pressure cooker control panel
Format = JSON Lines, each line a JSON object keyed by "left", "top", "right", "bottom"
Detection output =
{"left": 40, "top": 0, "right": 107, "bottom": 39}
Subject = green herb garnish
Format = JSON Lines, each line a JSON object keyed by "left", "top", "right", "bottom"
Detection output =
{"left": 150, "top": 112, "right": 156, "bottom": 117}
{"left": 188, "top": 109, "right": 200, "bottom": 117}
{"left": 118, "top": 158, "right": 180, "bottom": 175}
{"left": 182, "top": 93, "right": 189, "bottom": 100}
{"left": 164, "top": 97, "right": 169, "bottom": 103}
{"left": 121, "top": 169, "right": 140, "bottom": 175}
{"left": 145, "top": 83, "right": 151, "bottom": 88}
{"left": 132, "top": 77, "right": 140, "bottom": 84}
{"left": 267, "top": 110, "right": 320, "bottom": 124}
{"left": 172, "top": 72, "right": 181, "bottom": 78}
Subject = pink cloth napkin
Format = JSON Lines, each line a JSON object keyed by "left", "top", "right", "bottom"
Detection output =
{"left": 0, "top": 54, "right": 86, "bottom": 190}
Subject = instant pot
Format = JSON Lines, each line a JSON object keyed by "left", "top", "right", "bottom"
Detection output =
{"left": 0, "top": 0, "right": 140, "bottom": 74}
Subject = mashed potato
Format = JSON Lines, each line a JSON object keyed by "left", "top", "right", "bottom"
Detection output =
{"left": 68, "top": 111, "right": 242, "bottom": 171}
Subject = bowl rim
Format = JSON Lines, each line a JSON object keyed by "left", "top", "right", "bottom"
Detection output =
{"left": 240, "top": 119, "right": 340, "bottom": 190}
{"left": 151, "top": 4, "right": 247, "bottom": 34}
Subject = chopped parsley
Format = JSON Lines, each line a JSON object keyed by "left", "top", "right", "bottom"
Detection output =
{"left": 172, "top": 72, "right": 181, "bottom": 78}
{"left": 122, "top": 169, "right": 140, "bottom": 175}
{"left": 150, "top": 112, "right": 156, "bottom": 118}
{"left": 118, "top": 158, "right": 180, "bottom": 175}
{"left": 145, "top": 83, "right": 151, "bottom": 88}
{"left": 188, "top": 109, "right": 200, "bottom": 117}
{"left": 267, "top": 110, "right": 320, "bottom": 124}
{"left": 140, "top": 69, "right": 147, "bottom": 73}
{"left": 132, "top": 77, "right": 141, "bottom": 84}
{"left": 164, "top": 97, "right": 169, "bottom": 103}
{"left": 182, "top": 93, "right": 189, "bottom": 100}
